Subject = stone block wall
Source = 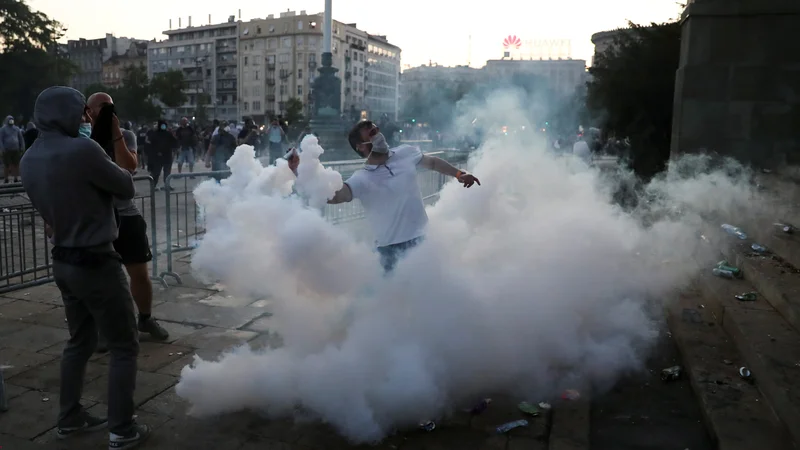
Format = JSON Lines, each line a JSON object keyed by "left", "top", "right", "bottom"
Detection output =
{"left": 671, "top": 0, "right": 800, "bottom": 169}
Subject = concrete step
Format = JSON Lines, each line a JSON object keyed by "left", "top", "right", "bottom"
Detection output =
{"left": 666, "top": 289, "right": 794, "bottom": 450}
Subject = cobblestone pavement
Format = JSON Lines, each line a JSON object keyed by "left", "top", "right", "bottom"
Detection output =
{"left": 0, "top": 256, "right": 579, "bottom": 450}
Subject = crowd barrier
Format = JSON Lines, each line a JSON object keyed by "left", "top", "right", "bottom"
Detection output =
{"left": 1, "top": 153, "right": 466, "bottom": 293}
{"left": 0, "top": 175, "right": 162, "bottom": 294}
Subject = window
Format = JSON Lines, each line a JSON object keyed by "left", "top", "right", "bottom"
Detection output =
{"left": 358, "top": 67, "right": 363, "bottom": 76}
{"left": 298, "top": 68, "right": 303, "bottom": 79}
{"left": 308, "top": 36, "right": 317, "bottom": 48}
{"left": 268, "top": 38, "right": 277, "bottom": 49}
{"left": 279, "top": 85, "right": 286, "bottom": 95}
{"left": 309, "top": 52, "right": 316, "bottom": 62}
{"left": 254, "top": 85, "right": 261, "bottom": 96}
{"left": 253, "top": 101, "right": 261, "bottom": 110}
{"left": 257, "top": 26, "right": 262, "bottom": 34}
{"left": 283, "top": 23, "right": 289, "bottom": 32}
{"left": 281, "top": 37, "right": 292, "bottom": 48}
{"left": 297, "top": 21, "right": 303, "bottom": 30}
{"left": 255, "top": 70, "right": 260, "bottom": 80}
{"left": 244, "top": 102, "right": 249, "bottom": 111}
{"left": 243, "top": 87, "right": 250, "bottom": 96}
{"left": 297, "top": 85, "right": 303, "bottom": 95}
{"left": 266, "top": 55, "right": 275, "bottom": 64}
{"left": 297, "top": 36, "right": 304, "bottom": 46}
{"left": 278, "top": 53, "right": 289, "bottom": 63}
{"left": 244, "top": 56, "right": 248, "bottom": 66}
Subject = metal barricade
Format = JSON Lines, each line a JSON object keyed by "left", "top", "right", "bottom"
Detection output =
{"left": 0, "top": 175, "right": 160, "bottom": 293}
{"left": 158, "top": 152, "right": 466, "bottom": 286}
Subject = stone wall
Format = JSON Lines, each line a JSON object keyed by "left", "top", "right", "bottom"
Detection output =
{"left": 671, "top": 0, "right": 800, "bottom": 169}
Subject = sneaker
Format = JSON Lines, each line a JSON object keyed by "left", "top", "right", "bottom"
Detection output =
{"left": 109, "top": 423, "right": 151, "bottom": 450}
{"left": 56, "top": 413, "right": 108, "bottom": 439}
{"left": 138, "top": 317, "right": 170, "bottom": 341}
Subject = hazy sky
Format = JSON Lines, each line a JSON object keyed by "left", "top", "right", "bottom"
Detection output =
{"left": 31, "top": 0, "right": 681, "bottom": 68}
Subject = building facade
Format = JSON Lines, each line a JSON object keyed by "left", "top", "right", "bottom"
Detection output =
{"left": 68, "top": 34, "right": 145, "bottom": 93}
{"left": 147, "top": 18, "right": 240, "bottom": 121}
{"left": 365, "top": 35, "right": 401, "bottom": 122}
{"left": 102, "top": 42, "right": 148, "bottom": 88}
{"left": 238, "top": 10, "right": 399, "bottom": 123}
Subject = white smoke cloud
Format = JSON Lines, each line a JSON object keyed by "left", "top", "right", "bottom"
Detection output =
{"left": 176, "top": 93, "right": 761, "bottom": 444}
{"left": 296, "top": 135, "right": 345, "bottom": 209}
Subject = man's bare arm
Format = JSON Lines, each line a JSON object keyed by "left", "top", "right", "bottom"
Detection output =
{"left": 419, "top": 155, "right": 460, "bottom": 177}
{"left": 328, "top": 184, "right": 353, "bottom": 204}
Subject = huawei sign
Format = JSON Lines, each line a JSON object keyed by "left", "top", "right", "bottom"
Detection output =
{"left": 503, "top": 35, "right": 522, "bottom": 49}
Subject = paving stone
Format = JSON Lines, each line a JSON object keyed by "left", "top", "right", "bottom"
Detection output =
{"left": 174, "top": 327, "right": 258, "bottom": 351}
{"left": 82, "top": 370, "right": 177, "bottom": 408}
{"left": 0, "top": 296, "right": 16, "bottom": 306}
{"left": 0, "top": 347, "right": 57, "bottom": 378}
{"left": 242, "top": 315, "right": 277, "bottom": 333}
{"left": 0, "top": 390, "right": 65, "bottom": 439}
{"left": 153, "top": 301, "right": 267, "bottom": 329}
{"left": 1, "top": 283, "right": 61, "bottom": 304}
{"left": 144, "top": 320, "right": 204, "bottom": 344}
{"left": 140, "top": 386, "right": 190, "bottom": 418}
{"left": 153, "top": 285, "right": 216, "bottom": 305}
{"left": 0, "top": 432, "right": 49, "bottom": 449}
{"left": 246, "top": 332, "right": 284, "bottom": 351}
{"left": 92, "top": 341, "right": 194, "bottom": 373}
{"left": 9, "top": 360, "right": 106, "bottom": 392}
{"left": 199, "top": 293, "right": 256, "bottom": 308}
{"left": 3, "top": 382, "right": 31, "bottom": 401}
{"left": 1, "top": 324, "right": 70, "bottom": 352}
{"left": 0, "top": 300, "right": 56, "bottom": 321}
{"left": 156, "top": 354, "right": 195, "bottom": 377}
{"left": 141, "top": 416, "right": 249, "bottom": 450}
{"left": 0, "top": 317, "right": 28, "bottom": 336}
{"left": 19, "top": 306, "right": 68, "bottom": 329}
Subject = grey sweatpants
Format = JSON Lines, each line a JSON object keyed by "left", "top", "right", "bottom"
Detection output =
{"left": 53, "top": 258, "right": 139, "bottom": 435}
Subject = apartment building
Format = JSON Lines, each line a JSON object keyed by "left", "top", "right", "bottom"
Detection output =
{"left": 102, "top": 42, "right": 148, "bottom": 88}
{"left": 238, "top": 10, "right": 398, "bottom": 122}
{"left": 147, "top": 17, "right": 240, "bottom": 121}
{"left": 365, "top": 35, "right": 401, "bottom": 121}
{"left": 68, "top": 34, "right": 146, "bottom": 93}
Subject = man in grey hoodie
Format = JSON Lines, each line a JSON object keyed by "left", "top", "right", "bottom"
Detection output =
{"left": 20, "top": 86, "right": 151, "bottom": 449}
{"left": 1, "top": 114, "right": 25, "bottom": 183}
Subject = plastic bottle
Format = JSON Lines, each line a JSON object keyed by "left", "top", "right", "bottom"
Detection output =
{"left": 721, "top": 224, "right": 748, "bottom": 240}
{"left": 496, "top": 419, "right": 528, "bottom": 434}
{"left": 713, "top": 268, "right": 735, "bottom": 279}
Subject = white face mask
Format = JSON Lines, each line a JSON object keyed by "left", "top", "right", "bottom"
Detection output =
{"left": 224, "top": 126, "right": 231, "bottom": 133}
{"left": 369, "top": 132, "right": 389, "bottom": 154}
{"left": 7, "top": 119, "right": 14, "bottom": 126}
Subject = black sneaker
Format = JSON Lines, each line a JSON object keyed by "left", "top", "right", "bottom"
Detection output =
{"left": 109, "top": 423, "right": 151, "bottom": 450}
{"left": 138, "top": 317, "right": 170, "bottom": 341}
{"left": 56, "top": 413, "right": 108, "bottom": 439}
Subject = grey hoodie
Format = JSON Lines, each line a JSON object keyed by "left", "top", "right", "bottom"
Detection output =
{"left": 0, "top": 115, "right": 24, "bottom": 152}
{"left": 20, "top": 86, "right": 135, "bottom": 249}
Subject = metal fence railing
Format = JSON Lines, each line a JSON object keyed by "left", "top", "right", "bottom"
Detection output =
{"left": 0, "top": 175, "right": 162, "bottom": 294}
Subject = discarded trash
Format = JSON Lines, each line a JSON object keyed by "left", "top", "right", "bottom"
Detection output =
{"left": 538, "top": 402, "right": 552, "bottom": 410}
{"left": 468, "top": 398, "right": 492, "bottom": 415}
{"left": 517, "top": 402, "right": 540, "bottom": 416}
{"left": 561, "top": 389, "right": 581, "bottom": 400}
{"left": 495, "top": 419, "right": 529, "bottom": 434}
{"left": 751, "top": 243, "right": 767, "bottom": 253}
{"left": 721, "top": 224, "right": 748, "bottom": 240}
{"left": 661, "top": 366, "right": 682, "bottom": 381}
{"left": 734, "top": 292, "right": 757, "bottom": 302}
{"left": 774, "top": 223, "right": 794, "bottom": 234}
{"left": 714, "top": 261, "right": 742, "bottom": 278}
{"left": 739, "top": 366, "right": 753, "bottom": 381}
{"left": 419, "top": 421, "right": 436, "bottom": 432}
{"left": 699, "top": 234, "right": 711, "bottom": 244}
{"left": 42, "top": 397, "right": 50, "bottom": 402}
{"left": 712, "top": 268, "right": 736, "bottom": 279}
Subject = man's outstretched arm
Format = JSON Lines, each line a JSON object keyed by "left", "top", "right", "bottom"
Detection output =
{"left": 328, "top": 183, "right": 353, "bottom": 204}
{"left": 419, "top": 155, "right": 481, "bottom": 188}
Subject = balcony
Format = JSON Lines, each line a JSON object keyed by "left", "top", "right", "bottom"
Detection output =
{"left": 267, "top": 79, "right": 275, "bottom": 86}
{"left": 267, "top": 95, "right": 276, "bottom": 102}
{"left": 267, "top": 63, "right": 276, "bottom": 70}
{"left": 350, "top": 43, "right": 366, "bottom": 51}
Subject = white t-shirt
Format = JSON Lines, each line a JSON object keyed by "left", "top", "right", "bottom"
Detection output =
{"left": 345, "top": 145, "right": 428, "bottom": 248}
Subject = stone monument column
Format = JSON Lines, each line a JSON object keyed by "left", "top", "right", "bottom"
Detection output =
{"left": 671, "top": 0, "right": 800, "bottom": 169}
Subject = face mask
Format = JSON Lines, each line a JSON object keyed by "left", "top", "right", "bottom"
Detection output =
{"left": 78, "top": 123, "right": 92, "bottom": 138}
{"left": 224, "top": 126, "right": 231, "bottom": 133}
{"left": 369, "top": 132, "right": 389, "bottom": 154}
{"left": 160, "top": 124, "right": 167, "bottom": 130}
{"left": 8, "top": 119, "right": 14, "bottom": 126}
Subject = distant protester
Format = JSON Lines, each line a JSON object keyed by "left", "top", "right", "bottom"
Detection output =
{"left": 1, "top": 115, "right": 25, "bottom": 183}
{"left": 148, "top": 119, "right": 177, "bottom": 189}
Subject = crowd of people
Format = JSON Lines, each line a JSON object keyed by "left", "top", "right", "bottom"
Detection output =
{"left": 13, "top": 84, "right": 482, "bottom": 449}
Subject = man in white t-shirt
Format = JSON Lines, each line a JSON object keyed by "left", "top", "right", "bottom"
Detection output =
{"left": 572, "top": 135, "right": 592, "bottom": 164}
{"left": 329, "top": 121, "right": 480, "bottom": 272}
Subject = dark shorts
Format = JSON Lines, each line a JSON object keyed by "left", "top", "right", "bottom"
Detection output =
{"left": 113, "top": 214, "right": 152, "bottom": 265}
{"left": 2, "top": 150, "right": 21, "bottom": 166}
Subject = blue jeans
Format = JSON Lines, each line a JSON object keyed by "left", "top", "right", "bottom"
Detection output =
{"left": 376, "top": 237, "right": 423, "bottom": 273}
{"left": 177, "top": 147, "right": 195, "bottom": 166}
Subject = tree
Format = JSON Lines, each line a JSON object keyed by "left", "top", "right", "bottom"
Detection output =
{"left": 587, "top": 21, "right": 681, "bottom": 179}
{"left": 193, "top": 93, "right": 210, "bottom": 125}
{"left": 115, "top": 65, "right": 161, "bottom": 122}
{"left": 150, "top": 69, "right": 187, "bottom": 108}
{"left": 0, "top": 0, "right": 76, "bottom": 119}
{"left": 285, "top": 97, "right": 304, "bottom": 124}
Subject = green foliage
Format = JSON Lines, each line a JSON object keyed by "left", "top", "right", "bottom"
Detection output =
{"left": 0, "top": 0, "right": 77, "bottom": 120}
{"left": 285, "top": 97, "right": 304, "bottom": 124}
{"left": 193, "top": 93, "right": 210, "bottom": 125}
{"left": 587, "top": 21, "right": 681, "bottom": 179}
{"left": 82, "top": 66, "right": 162, "bottom": 123}
{"left": 150, "top": 69, "right": 187, "bottom": 108}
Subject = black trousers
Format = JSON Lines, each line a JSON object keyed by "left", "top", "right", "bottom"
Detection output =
{"left": 149, "top": 155, "right": 173, "bottom": 186}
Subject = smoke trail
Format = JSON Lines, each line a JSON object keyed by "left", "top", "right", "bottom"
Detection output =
{"left": 176, "top": 92, "right": 763, "bottom": 443}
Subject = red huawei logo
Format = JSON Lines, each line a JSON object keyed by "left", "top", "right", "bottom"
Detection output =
{"left": 503, "top": 35, "right": 522, "bottom": 49}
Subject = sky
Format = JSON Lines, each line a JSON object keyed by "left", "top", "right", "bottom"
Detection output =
{"left": 30, "top": 0, "right": 682, "bottom": 68}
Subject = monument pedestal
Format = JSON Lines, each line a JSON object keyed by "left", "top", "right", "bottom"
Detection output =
{"left": 671, "top": 0, "right": 800, "bottom": 169}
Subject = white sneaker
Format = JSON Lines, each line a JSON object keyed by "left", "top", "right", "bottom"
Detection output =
{"left": 109, "top": 423, "right": 151, "bottom": 450}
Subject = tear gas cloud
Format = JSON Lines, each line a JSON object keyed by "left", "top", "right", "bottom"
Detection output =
{"left": 176, "top": 89, "right": 764, "bottom": 443}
